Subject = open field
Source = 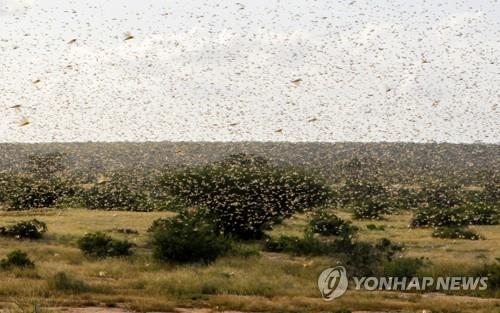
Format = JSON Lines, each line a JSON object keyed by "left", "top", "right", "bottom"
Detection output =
{"left": 0, "top": 208, "right": 498, "bottom": 313}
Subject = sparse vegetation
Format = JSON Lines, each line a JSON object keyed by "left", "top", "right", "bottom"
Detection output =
{"left": 47, "top": 272, "right": 91, "bottom": 294}
{"left": 383, "top": 257, "right": 425, "bottom": 278}
{"left": 0, "top": 149, "right": 498, "bottom": 312}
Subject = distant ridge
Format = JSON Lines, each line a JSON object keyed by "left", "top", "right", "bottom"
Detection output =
{"left": 0, "top": 142, "right": 498, "bottom": 184}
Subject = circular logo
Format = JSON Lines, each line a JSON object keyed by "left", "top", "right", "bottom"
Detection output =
{"left": 318, "top": 266, "right": 348, "bottom": 301}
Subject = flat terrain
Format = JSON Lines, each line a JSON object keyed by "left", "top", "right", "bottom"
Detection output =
{"left": 0, "top": 209, "right": 499, "bottom": 313}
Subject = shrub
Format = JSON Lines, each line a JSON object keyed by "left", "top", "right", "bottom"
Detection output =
{"left": 419, "top": 182, "right": 463, "bottom": 208}
{"left": 82, "top": 172, "right": 152, "bottom": 211}
{"left": 352, "top": 200, "right": 388, "bottom": 220}
{"left": 161, "top": 158, "right": 331, "bottom": 239}
{"left": 265, "top": 234, "right": 402, "bottom": 276}
{"left": 4, "top": 177, "right": 77, "bottom": 210}
{"left": 77, "top": 232, "right": 133, "bottom": 258}
{"left": 0, "top": 219, "right": 47, "bottom": 239}
{"left": 264, "top": 234, "right": 336, "bottom": 256}
{"left": 431, "top": 227, "right": 481, "bottom": 240}
{"left": 366, "top": 224, "right": 385, "bottom": 231}
{"left": 308, "top": 210, "right": 357, "bottom": 236}
{"left": 410, "top": 206, "right": 469, "bottom": 227}
{"left": 0, "top": 173, "right": 10, "bottom": 203}
{"left": 47, "top": 272, "right": 91, "bottom": 293}
{"left": 465, "top": 204, "right": 499, "bottom": 225}
{"left": 391, "top": 187, "right": 420, "bottom": 210}
{"left": 339, "top": 179, "right": 389, "bottom": 205}
{"left": 383, "top": 257, "right": 424, "bottom": 278}
{"left": 151, "top": 210, "right": 231, "bottom": 264}
{"left": 472, "top": 262, "right": 500, "bottom": 290}
{"left": 411, "top": 204, "right": 498, "bottom": 228}
{"left": 338, "top": 237, "right": 403, "bottom": 276}
{"left": 0, "top": 250, "right": 35, "bottom": 269}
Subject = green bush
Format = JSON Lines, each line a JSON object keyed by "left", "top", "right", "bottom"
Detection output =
{"left": 0, "top": 250, "right": 35, "bottom": 269}
{"left": 0, "top": 219, "right": 47, "bottom": 239}
{"left": 352, "top": 200, "right": 388, "bottom": 220}
{"left": 151, "top": 210, "right": 231, "bottom": 264}
{"left": 431, "top": 227, "right": 481, "bottom": 240}
{"left": 383, "top": 257, "right": 424, "bottom": 278}
{"left": 47, "top": 272, "right": 91, "bottom": 293}
{"left": 410, "top": 206, "right": 469, "bottom": 227}
{"left": 77, "top": 232, "right": 133, "bottom": 258}
{"left": 161, "top": 157, "right": 331, "bottom": 239}
{"left": 308, "top": 210, "right": 357, "bottom": 236}
{"left": 4, "top": 176, "right": 77, "bottom": 210}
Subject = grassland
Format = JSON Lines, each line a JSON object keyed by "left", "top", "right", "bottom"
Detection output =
{"left": 0, "top": 208, "right": 498, "bottom": 313}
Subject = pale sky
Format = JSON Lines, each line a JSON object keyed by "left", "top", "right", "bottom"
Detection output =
{"left": 0, "top": 0, "right": 499, "bottom": 143}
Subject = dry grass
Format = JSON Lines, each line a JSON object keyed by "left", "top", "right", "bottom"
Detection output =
{"left": 0, "top": 208, "right": 498, "bottom": 313}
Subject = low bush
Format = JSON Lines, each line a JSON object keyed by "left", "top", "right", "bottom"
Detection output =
{"left": 265, "top": 234, "right": 402, "bottom": 276}
{"left": 308, "top": 210, "right": 357, "bottom": 237}
{"left": 431, "top": 227, "right": 481, "bottom": 240}
{"left": 151, "top": 210, "right": 231, "bottom": 264}
{"left": 352, "top": 200, "right": 388, "bottom": 220}
{"left": 77, "top": 232, "right": 133, "bottom": 258}
{"left": 264, "top": 234, "right": 336, "bottom": 256}
{"left": 346, "top": 238, "right": 403, "bottom": 276}
{"left": 0, "top": 219, "right": 47, "bottom": 239}
{"left": 0, "top": 250, "right": 35, "bottom": 269}
{"left": 366, "top": 224, "right": 385, "bottom": 231}
{"left": 383, "top": 257, "right": 425, "bottom": 278}
{"left": 472, "top": 262, "right": 500, "bottom": 290}
{"left": 47, "top": 272, "right": 91, "bottom": 293}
